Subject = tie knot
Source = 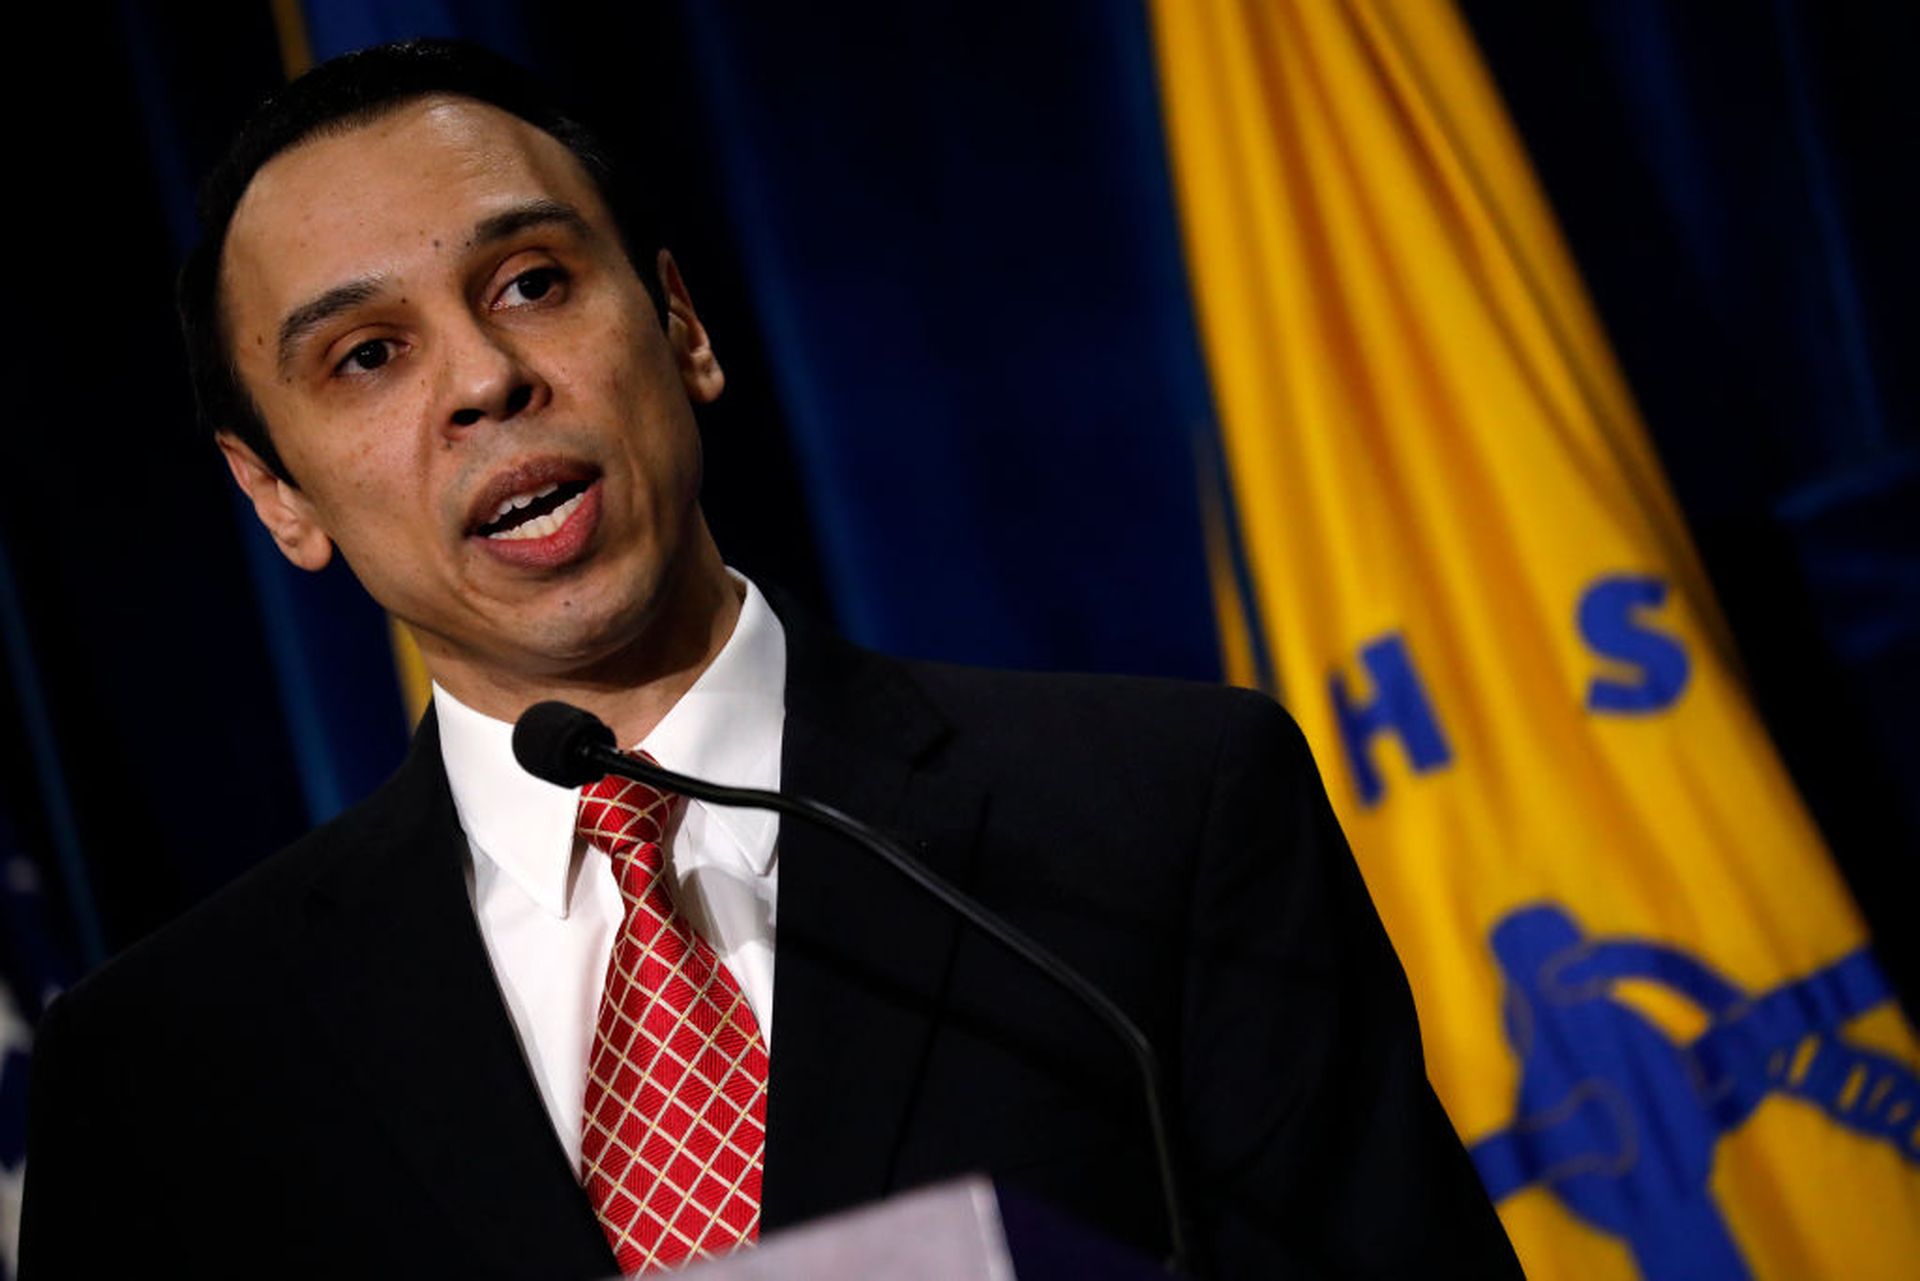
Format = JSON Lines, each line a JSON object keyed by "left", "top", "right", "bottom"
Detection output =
{"left": 576, "top": 765, "right": 681, "bottom": 869}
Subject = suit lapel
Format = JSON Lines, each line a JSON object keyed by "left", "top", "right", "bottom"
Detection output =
{"left": 281, "top": 609, "right": 982, "bottom": 1248}
{"left": 288, "top": 716, "right": 614, "bottom": 1275}
{"left": 761, "top": 610, "right": 987, "bottom": 1229}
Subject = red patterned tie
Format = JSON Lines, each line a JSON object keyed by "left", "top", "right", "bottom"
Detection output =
{"left": 576, "top": 769, "right": 768, "bottom": 1274}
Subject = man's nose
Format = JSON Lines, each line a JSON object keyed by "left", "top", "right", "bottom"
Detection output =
{"left": 442, "top": 321, "right": 548, "bottom": 432}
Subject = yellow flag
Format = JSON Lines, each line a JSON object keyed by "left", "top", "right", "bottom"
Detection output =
{"left": 1150, "top": 2, "right": 1920, "bottom": 1276}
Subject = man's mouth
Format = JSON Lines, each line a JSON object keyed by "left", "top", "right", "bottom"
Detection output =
{"left": 463, "top": 458, "right": 605, "bottom": 570}
{"left": 471, "top": 478, "right": 593, "bottom": 541}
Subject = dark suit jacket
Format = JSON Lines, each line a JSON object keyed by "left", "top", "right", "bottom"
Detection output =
{"left": 22, "top": 615, "right": 1519, "bottom": 1279}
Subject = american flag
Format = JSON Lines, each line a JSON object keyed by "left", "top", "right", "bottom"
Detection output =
{"left": 0, "top": 846, "right": 71, "bottom": 1281}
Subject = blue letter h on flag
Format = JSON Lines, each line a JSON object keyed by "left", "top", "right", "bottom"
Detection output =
{"left": 1329, "top": 632, "right": 1453, "bottom": 807}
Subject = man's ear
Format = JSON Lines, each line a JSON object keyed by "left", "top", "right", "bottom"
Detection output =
{"left": 215, "top": 433, "right": 334, "bottom": 572}
{"left": 658, "top": 249, "right": 725, "bottom": 406}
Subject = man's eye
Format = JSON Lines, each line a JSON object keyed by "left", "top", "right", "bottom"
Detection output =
{"left": 499, "top": 267, "right": 565, "bottom": 308}
{"left": 336, "top": 340, "right": 394, "bottom": 375}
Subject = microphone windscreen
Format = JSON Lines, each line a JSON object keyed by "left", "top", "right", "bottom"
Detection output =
{"left": 512, "top": 701, "right": 616, "bottom": 788}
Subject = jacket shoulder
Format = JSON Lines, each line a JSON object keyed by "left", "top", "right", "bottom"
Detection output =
{"left": 893, "top": 655, "right": 1313, "bottom": 775}
{"left": 47, "top": 734, "right": 444, "bottom": 1027}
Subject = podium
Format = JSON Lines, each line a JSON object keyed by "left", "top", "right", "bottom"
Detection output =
{"left": 672, "top": 1176, "right": 1169, "bottom": 1279}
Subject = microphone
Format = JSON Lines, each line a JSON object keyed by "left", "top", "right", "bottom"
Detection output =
{"left": 512, "top": 698, "right": 617, "bottom": 786}
{"left": 513, "top": 699, "right": 1193, "bottom": 1276}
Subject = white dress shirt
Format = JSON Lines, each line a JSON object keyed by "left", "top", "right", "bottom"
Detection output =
{"left": 435, "top": 574, "right": 785, "bottom": 1171}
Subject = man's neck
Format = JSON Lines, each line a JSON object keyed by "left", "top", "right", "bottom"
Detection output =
{"left": 419, "top": 553, "right": 745, "bottom": 746}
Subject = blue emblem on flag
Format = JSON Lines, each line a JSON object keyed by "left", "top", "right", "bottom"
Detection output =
{"left": 1470, "top": 903, "right": 1918, "bottom": 1280}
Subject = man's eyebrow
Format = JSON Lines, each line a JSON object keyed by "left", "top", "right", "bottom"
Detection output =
{"left": 271, "top": 203, "right": 591, "bottom": 374}
{"left": 471, "top": 199, "right": 594, "bottom": 249}
{"left": 276, "top": 278, "right": 386, "bottom": 374}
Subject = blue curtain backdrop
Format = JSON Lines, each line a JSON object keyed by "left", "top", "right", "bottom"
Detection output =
{"left": 3, "top": 0, "right": 1913, "bottom": 1001}
{"left": 674, "top": 3, "right": 1224, "bottom": 674}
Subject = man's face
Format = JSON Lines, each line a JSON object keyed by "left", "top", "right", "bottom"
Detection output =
{"left": 219, "top": 96, "right": 724, "bottom": 688}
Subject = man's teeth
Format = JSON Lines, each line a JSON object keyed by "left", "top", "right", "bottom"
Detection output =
{"left": 488, "top": 489, "right": 586, "bottom": 541}
{"left": 490, "top": 482, "right": 560, "bottom": 524}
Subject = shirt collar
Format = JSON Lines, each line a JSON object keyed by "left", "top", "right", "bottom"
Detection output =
{"left": 435, "top": 572, "right": 787, "bottom": 916}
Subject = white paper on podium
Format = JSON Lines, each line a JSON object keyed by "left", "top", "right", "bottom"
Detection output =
{"left": 645, "top": 1176, "right": 1018, "bottom": 1281}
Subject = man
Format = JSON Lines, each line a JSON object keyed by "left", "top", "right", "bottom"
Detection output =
{"left": 22, "top": 40, "right": 1518, "bottom": 1280}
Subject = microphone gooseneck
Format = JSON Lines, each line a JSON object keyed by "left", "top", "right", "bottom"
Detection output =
{"left": 511, "top": 699, "right": 1193, "bottom": 1277}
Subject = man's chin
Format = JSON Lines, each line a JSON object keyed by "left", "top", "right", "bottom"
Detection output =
{"left": 491, "top": 587, "right": 683, "bottom": 682}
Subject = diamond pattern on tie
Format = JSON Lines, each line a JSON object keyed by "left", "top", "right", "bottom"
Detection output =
{"left": 577, "top": 768, "right": 768, "bottom": 1274}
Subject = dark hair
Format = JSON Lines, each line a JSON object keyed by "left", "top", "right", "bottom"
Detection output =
{"left": 178, "top": 38, "right": 664, "bottom": 484}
